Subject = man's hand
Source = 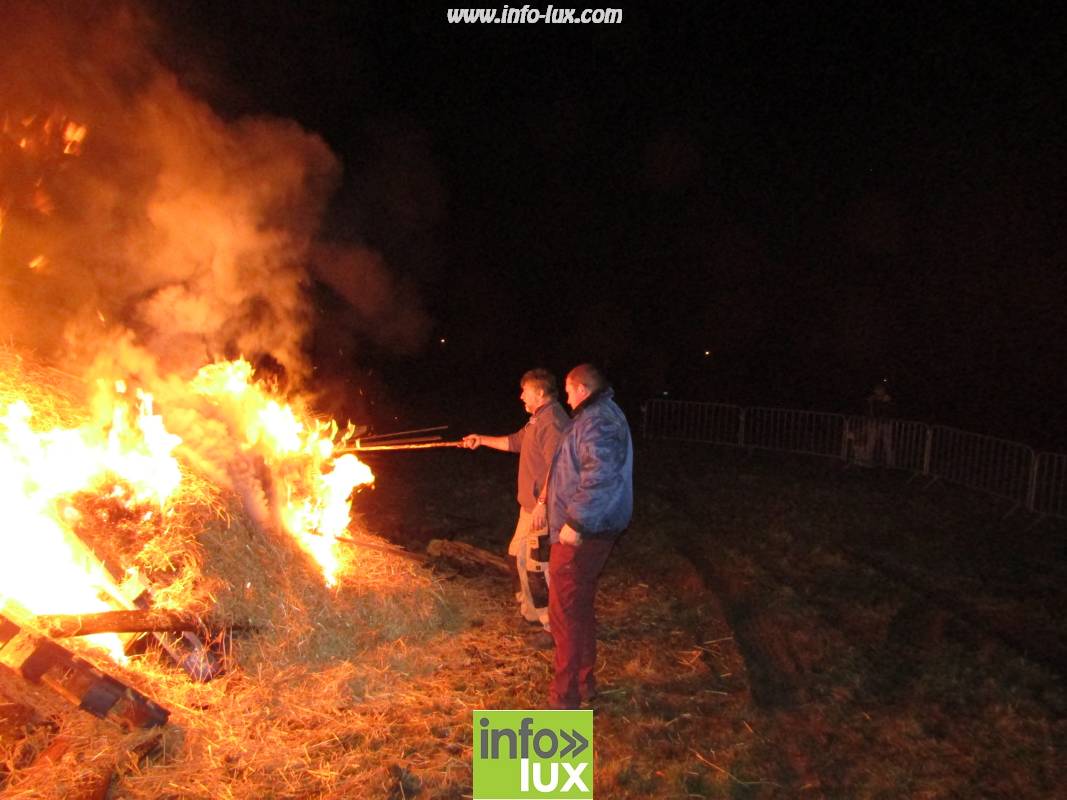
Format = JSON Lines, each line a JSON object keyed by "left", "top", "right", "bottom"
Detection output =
{"left": 531, "top": 502, "right": 547, "bottom": 531}
{"left": 461, "top": 434, "right": 481, "bottom": 449}
{"left": 559, "top": 524, "right": 582, "bottom": 547}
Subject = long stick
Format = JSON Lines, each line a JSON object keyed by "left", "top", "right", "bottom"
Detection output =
{"left": 362, "top": 435, "right": 443, "bottom": 446}
{"left": 350, "top": 440, "right": 466, "bottom": 452}
{"left": 357, "top": 425, "right": 449, "bottom": 442}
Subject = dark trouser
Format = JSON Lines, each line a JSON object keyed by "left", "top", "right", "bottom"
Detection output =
{"left": 548, "top": 537, "right": 615, "bottom": 709}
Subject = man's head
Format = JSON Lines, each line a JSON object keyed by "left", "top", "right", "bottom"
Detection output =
{"left": 564, "top": 363, "right": 606, "bottom": 410}
{"left": 520, "top": 368, "right": 557, "bottom": 414}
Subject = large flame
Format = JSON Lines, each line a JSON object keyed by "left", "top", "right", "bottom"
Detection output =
{"left": 0, "top": 356, "right": 373, "bottom": 663}
{"left": 2, "top": 12, "right": 382, "bottom": 661}
{"left": 189, "top": 359, "right": 374, "bottom": 586}
{"left": 0, "top": 386, "right": 181, "bottom": 659}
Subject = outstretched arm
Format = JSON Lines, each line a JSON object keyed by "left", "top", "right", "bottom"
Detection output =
{"left": 461, "top": 434, "right": 512, "bottom": 451}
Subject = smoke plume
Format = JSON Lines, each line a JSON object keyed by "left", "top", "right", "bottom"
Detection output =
{"left": 0, "top": 1, "right": 426, "bottom": 387}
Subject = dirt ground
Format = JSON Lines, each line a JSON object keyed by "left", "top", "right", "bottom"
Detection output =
{"left": 359, "top": 439, "right": 1066, "bottom": 798}
{"left": 2, "top": 438, "right": 1063, "bottom": 798}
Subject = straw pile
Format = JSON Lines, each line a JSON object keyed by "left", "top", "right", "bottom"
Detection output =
{"left": 0, "top": 350, "right": 498, "bottom": 798}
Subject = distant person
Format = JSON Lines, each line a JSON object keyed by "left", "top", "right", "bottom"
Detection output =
{"left": 462, "top": 369, "right": 569, "bottom": 645}
{"left": 542, "top": 364, "right": 633, "bottom": 709}
{"left": 859, "top": 382, "right": 896, "bottom": 466}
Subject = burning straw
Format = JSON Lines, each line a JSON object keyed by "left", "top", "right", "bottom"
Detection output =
{"left": 0, "top": 351, "right": 471, "bottom": 798}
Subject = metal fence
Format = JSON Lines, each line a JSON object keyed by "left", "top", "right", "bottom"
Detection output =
{"left": 1032, "top": 452, "right": 1067, "bottom": 518}
{"left": 743, "top": 407, "right": 845, "bottom": 459}
{"left": 928, "top": 426, "right": 1035, "bottom": 507}
{"left": 643, "top": 398, "right": 1067, "bottom": 519}
{"left": 643, "top": 400, "right": 741, "bottom": 445}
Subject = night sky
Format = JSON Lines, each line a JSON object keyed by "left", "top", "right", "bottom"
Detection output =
{"left": 154, "top": 3, "right": 1065, "bottom": 446}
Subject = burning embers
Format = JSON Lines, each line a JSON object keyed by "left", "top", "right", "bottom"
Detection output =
{"left": 0, "top": 355, "right": 374, "bottom": 694}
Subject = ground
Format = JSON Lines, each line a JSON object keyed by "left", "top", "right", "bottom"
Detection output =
{"left": 357, "top": 439, "right": 1066, "bottom": 799}
{"left": 2, "top": 439, "right": 1064, "bottom": 798}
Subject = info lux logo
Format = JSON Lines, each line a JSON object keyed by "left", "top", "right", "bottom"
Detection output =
{"left": 473, "top": 710, "right": 594, "bottom": 799}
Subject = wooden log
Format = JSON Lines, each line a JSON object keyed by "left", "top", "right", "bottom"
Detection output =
{"left": 33, "top": 609, "right": 207, "bottom": 638}
{"left": 426, "top": 539, "right": 512, "bottom": 576}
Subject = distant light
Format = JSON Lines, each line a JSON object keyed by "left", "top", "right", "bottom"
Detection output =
{"left": 440, "top": 338, "right": 447, "bottom": 344}
{"left": 662, "top": 391, "right": 670, "bottom": 397}
{"left": 704, "top": 350, "right": 711, "bottom": 357}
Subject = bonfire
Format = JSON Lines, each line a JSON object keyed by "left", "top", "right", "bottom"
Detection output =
{"left": 0, "top": 8, "right": 469, "bottom": 794}
{"left": 0, "top": 344, "right": 486, "bottom": 798}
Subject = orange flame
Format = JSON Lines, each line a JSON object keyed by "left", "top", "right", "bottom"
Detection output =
{"left": 0, "top": 392, "right": 180, "bottom": 659}
{"left": 190, "top": 359, "right": 374, "bottom": 586}
{"left": 0, "top": 357, "right": 373, "bottom": 664}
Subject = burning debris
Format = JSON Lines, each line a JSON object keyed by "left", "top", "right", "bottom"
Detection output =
{"left": 0, "top": 337, "right": 459, "bottom": 798}
{"left": 0, "top": 606, "right": 169, "bottom": 731}
{"left": 0, "top": 5, "right": 460, "bottom": 795}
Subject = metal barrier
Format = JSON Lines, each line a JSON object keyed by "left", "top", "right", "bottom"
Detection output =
{"left": 845, "top": 416, "right": 930, "bottom": 473}
{"left": 743, "top": 407, "right": 846, "bottom": 459}
{"left": 1032, "top": 452, "right": 1067, "bottom": 518}
{"left": 928, "top": 426, "right": 1035, "bottom": 507}
{"left": 643, "top": 398, "right": 1067, "bottom": 519}
{"left": 642, "top": 399, "right": 742, "bottom": 445}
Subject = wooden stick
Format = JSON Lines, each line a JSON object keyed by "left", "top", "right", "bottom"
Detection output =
{"left": 33, "top": 609, "right": 208, "bottom": 638}
{"left": 357, "top": 425, "right": 448, "bottom": 441}
{"left": 351, "top": 440, "right": 465, "bottom": 452}
{"left": 426, "top": 539, "right": 512, "bottom": 576}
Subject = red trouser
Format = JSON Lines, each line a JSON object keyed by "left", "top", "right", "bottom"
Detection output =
{"left": 548, "top": 537, "right": 615, "bottom": 709}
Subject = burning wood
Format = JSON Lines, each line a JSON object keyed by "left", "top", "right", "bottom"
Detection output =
{"left": 0, "top": 610, "right": 169, "bottom": 731}
{"left": 351, "top": 440, "right": 465, "bottom": 452}
{"left": 32, "top": 609, "right": 216, "bottom": 638}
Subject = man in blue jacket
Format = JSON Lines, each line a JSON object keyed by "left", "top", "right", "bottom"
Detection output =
{"left": 543, "top": 363, "right": 633, "bottom": 709}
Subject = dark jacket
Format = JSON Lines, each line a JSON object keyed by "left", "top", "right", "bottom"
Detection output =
{"left": 547, "top": 387, "right": 633, "bottom": 542}
{"left": 506, "top": 399, "right": 570, "bottom": 511}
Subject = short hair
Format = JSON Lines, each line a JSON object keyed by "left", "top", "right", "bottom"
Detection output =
{"left": 521, "top": 368, "right": 558, "bottom": 398}
{"left": 566, "top": 363, "right": 606, "bottom": 393}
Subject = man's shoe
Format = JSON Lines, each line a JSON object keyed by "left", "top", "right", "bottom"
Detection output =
{"left": 529, "top": 631, "right": 554, "bottom": 650}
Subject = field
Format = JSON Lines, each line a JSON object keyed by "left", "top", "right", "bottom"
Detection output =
{"left": 2, "top": 438, "right": 1064, "bottom": 798}
{"left": 358, "top": 439, "right": 1066, "bottom": 798}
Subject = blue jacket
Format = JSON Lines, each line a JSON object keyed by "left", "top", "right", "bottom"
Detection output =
{"left": 547, "top": 387, "right": 633, "bottom": 542}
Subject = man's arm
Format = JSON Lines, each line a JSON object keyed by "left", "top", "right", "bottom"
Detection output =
{"left": 461, "top": 433, "right": 513, "bottom": 451}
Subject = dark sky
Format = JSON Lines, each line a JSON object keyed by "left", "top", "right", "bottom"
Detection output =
{"left": 154, "top": 3, "right": 1066, "bottom": 445}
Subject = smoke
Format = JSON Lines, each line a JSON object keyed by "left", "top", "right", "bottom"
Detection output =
{"left": 0, "top": 1, "right": 428, "bottom": 388}
{"left": 312, "top": 243, "right": 431, "bottom": 355}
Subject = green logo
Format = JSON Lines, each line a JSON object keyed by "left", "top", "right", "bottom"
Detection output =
{"left": 473, "top": 709, "right": 594, "bottom": 799}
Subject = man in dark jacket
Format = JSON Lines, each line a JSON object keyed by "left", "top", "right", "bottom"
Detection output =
{"left": 543, "top": 363, "right": 633, "bottom": 709}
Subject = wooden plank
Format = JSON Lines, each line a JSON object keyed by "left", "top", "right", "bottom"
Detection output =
{"left": 0, "top": 612, "right": 169, "bottom": 730}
